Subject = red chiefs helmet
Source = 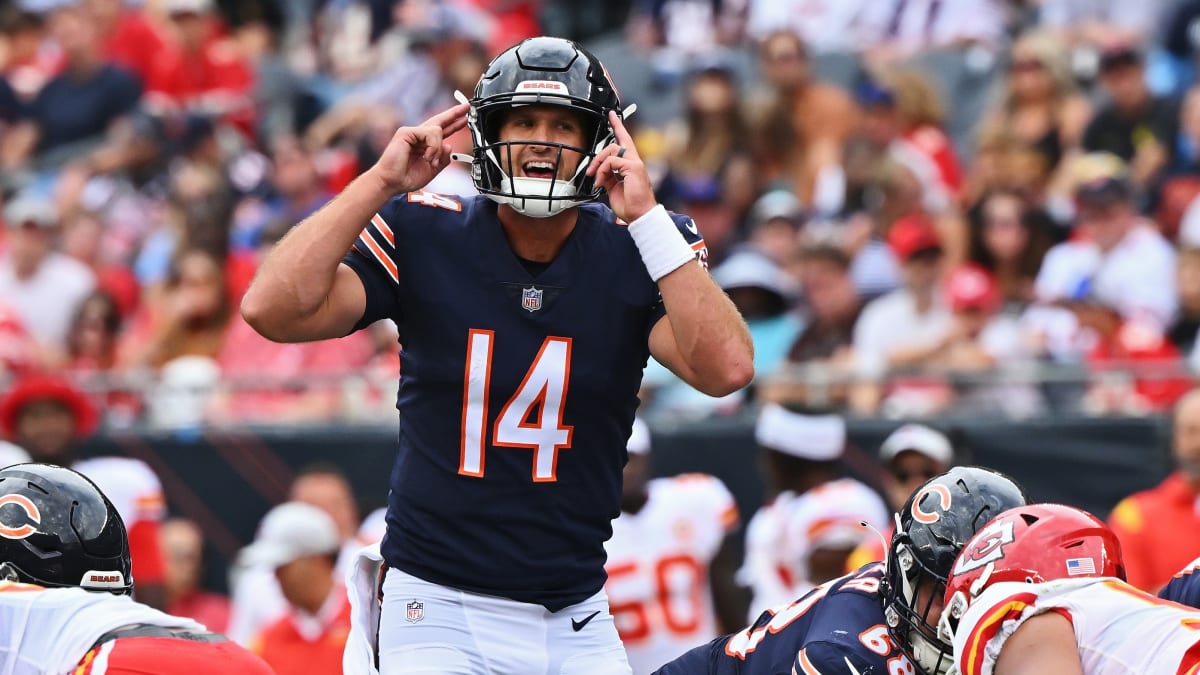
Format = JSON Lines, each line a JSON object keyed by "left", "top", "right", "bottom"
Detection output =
{"left": 938, "top": 503, "right": 1125, "bottom": 642}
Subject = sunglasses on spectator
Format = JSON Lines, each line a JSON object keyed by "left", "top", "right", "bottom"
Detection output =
{"left": 893, "top": 467, "right": 940, "bottom": 482}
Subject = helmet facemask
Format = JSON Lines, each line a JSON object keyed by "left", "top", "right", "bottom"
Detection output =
{"left": 462, "top": 37, "right": 625, "bottom": 218}
{"left": 467, "top": 92, "right": 613, "bottom": 218}
{"left": 883, "top": 527, "right": 955, "bottom": 675}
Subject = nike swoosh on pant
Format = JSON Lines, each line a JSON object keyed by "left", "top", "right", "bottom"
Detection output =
{"left": 571, "top": 611, "right": 601, "bottom": 632}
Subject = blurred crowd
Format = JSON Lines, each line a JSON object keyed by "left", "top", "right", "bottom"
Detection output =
{"left": 3, "top": 0, "right": 1200, "bottom": 428}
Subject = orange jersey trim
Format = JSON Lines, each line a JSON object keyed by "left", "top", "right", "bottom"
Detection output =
{"left": 370, "top": 213, "right": 394, "bottom": 246}
{"left": 358, "top": 229, "right": 398, "bottom": 284}
{"left": 795, "top": 647, "right": 821, "bottom": 675}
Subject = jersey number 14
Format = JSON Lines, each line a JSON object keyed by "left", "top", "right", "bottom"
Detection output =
{"left": 459, "top": 330, "right": 574, "bottom": 482}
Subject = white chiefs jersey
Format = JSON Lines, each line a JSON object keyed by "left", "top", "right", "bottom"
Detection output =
{"left": 72, "top": 457, "right": 165, "bottom": 529}
{"left": 951, "top": 578, "right": 1200, "bottom": 675}
{"left": 0, "top": 581, "right": 203, "bottom": 675}
{"left": 739, "top": 478, "right": 888, "bottom": 620}
{"left": 604, "top": 474, "right": 738, "bottom": 675}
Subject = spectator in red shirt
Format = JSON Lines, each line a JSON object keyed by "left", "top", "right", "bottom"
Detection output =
{"left": 145, "top": 0, "right": 254, "bottom": 135}
{"left": 162, "top": 517, "right": 231, "bottom": 634}
{"left": 85, "top": 0, "right": 169, "bottom": 86}
{"left": 244, "top": 502, "right": 351, "bottom": 675}
{"left": 0, "top": 374, "right": 169, "bottom": 610}
{"left": 1109, "top": 388, "right": 1200, "bottom": 592}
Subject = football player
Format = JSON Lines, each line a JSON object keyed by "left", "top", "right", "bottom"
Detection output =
{"left": 604, "top": 418, "right": 742, "bottom": 674}
{"left": 241, "top": 35, "right": 753, "bottom": 673}
{"left": 653, "top": 466, "right": 1028, "bottom": 674}
{"left": 939, "top": 503, "right": 1200, "bottom": 675}
{"left": 1160, "top": 555, "right": 1200, "bottom": 607}
{"left": 0, "top": 463, "right": 272, "bottom": 674}
{"left": 739, "top": 406, "right": 889, "bottom": 618}
{"left": 0, "top": 375, "right": 168, "bottom": 609}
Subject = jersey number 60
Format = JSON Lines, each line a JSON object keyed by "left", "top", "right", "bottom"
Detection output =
{"left": 459, "top": 330, "right": 574, "bottom": 482}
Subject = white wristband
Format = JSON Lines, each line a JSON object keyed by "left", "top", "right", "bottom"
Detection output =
{"left": 627, "top": 205, "right": 696, "bottom": 282}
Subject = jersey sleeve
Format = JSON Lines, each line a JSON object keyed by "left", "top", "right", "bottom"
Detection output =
{"left": 674, "top": 474, "right": 739, "bottom": 558}
{"left": 794, "top": 640, "right": 876, "bottom": 675}
{"left": 668, "top": 211, "right": 709, "bottom": 271}
{"left": 646, "top": 211, "right": 710, "bottom": 330}
{"left": 342, "top": 197, "right": 406, "bottom": 332}
{"left": 1160, "top": 556, "right": 1200, "bottom": 608}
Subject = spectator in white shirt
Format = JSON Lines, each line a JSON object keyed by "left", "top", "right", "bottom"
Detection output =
{"left": 0, "top": 194, "right": 95, "bottom": 365}
{"left": 857, "top": 0, "right": 1007, "bottom": 63}
{"left": 851, "top": 213, "right": 952, "bottom": 413}
{"left": 739, "top": 0, "right": 874, "bottom": 54}
{"left": 1027, "top": 153, "right": 1177, "bottom": 362}
{"left": 932, "top": 265, "right": 1044, "bottom": 417}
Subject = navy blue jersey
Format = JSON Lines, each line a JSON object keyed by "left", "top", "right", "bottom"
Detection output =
{"left": 342, "top": 192, "right": 705, "bottom": 611}
{"left": 1159, "top": 557, "right": 1200, "bottom": 608}
{"left": 653, "top": 564, "right": 914, "bottom": 675}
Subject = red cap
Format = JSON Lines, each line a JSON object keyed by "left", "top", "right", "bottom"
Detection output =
{"left": 944, "top": 265, "right": 1000, "bottom": 313}
{"left": 887, "top": 214, "right": 942, "bottom": 262}
{"left": 0, "top": 374, "right": 99, "bottom": 439}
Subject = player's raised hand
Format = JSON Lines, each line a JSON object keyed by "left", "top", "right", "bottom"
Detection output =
{"left": 372, "top": 102, "right": 469, "bottom": 194}
{"left": 587, "top": 111, "right": 657, "bottom": 222}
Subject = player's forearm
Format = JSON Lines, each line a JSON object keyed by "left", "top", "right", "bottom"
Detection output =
{"left": 242, "top": 168, "right": 393, "bottom": 330}
{"left": 657, "top": 264, "right": 755, "bottom": 395}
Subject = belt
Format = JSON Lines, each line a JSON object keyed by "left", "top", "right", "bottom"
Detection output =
{"left": 91, "top": 624, "right": 229, "bottom": 651}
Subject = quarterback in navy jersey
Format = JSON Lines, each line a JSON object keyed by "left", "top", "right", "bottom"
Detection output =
{"left": 241, "top": 36, "right": 753, "bottom": 674}
{"left": 1160, "top": 556, "right": 1200, "bottom": 607}
{"left": 653, "top": 467, "right": 1028, "bottom": 675}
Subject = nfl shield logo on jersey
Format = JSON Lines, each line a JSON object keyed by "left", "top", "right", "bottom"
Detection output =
{"left": 521, "top": 286, "right": 543, "bottom": 312}
{"left": 406, "top": 599, "right": 424, "bottom": 623}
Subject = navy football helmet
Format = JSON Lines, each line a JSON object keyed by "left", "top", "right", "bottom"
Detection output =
{"left": 0, "top": 463, "right": 132, "bottom": 594}
{"left": 466, "top": 36, "right": 624, "bottom": 218}
{"left": 879, "top": 466, "right": 1028, "bottom": 675}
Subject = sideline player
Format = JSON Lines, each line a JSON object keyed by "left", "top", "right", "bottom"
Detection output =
{"left": 654, "top": 466, "right": 1028, "bottom": 674}
{"left": 0, "top": 463, "right": 272, "bottom": 674}
{"left": 241, "top": 36, "right": 754, "bottom": 673}
{"left": 939, "top": 503, "right": 1200, "bottom": 675}
{"left": 604, "top": 418, "right": 742, "bottom": 673}
{"left": 739, "top": 406, "right": 888, "bottom": 618}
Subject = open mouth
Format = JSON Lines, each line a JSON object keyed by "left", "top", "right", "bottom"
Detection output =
{"left": 522, "top": 160, "right": 557, "bottom": 180}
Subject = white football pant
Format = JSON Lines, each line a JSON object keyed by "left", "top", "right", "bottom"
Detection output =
{"left": 378, "top": 567, "right": 632, "bottom": 675}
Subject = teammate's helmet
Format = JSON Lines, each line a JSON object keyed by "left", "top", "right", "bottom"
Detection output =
{"left": 880, "top": 466, "right": 1029, "bottom": 675}
{"left": 0, "top": 463, "right": 132, "bottom": 594}
{"left": 467, "top": 36, "right": 623, "bottom": 218}
{"left": 938, "top": 503, "right": 1124, "bottom": 643}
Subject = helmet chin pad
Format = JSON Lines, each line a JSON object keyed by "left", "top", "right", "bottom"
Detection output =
{"left": 488, "top": 176, "right": 583, "bottom": 218}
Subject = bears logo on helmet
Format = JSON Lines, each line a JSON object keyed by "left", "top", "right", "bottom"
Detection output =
{"left": 0, "top": 463, "right": 132, "bottom": 595}
{"left": 880, "top": 466, "right": 1029, "bottom": 675}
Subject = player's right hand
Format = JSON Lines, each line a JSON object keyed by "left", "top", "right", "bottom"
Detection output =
{"left": 371, "top": 102, "right": 469, "bottom": 194}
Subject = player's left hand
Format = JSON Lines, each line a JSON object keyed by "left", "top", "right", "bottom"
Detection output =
{"left": 587, "top": 111, "right": 657, "bottom": 222}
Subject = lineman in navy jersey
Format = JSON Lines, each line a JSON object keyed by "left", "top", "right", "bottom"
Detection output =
{"left": 653, "top": 467, "right": 1027, "bottom": 675}
{"left": 1160, "top": 556, "right": 1200, "bottom": 607}
{"left": 241, "top": 36, "right": 753, "bottom": 674}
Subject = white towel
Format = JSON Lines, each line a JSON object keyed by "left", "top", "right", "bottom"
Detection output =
{"left": 343, "top": 543, "right": 385, "bottom": 675}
